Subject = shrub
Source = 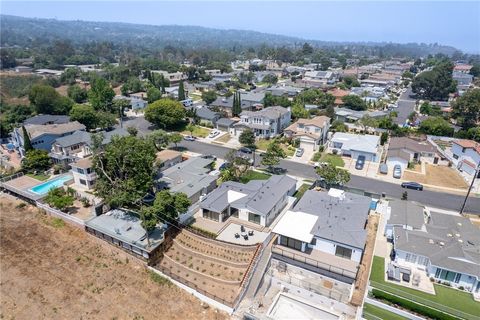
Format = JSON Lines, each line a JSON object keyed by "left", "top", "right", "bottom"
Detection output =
{"left": 149, "top": 271, "right": 171, "bottom": 286}
{"left": 15, "top": 202, "right": 27, "bottom": 209}
{"left": 332, "top": 149, "right": 338, "bottom": 155}
{"left": 371, "top": 289, "right": 458, "bottom": 320}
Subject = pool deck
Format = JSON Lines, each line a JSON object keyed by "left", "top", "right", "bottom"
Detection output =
{"left": 1, "top": 173, "right": 73, "bottom": 201}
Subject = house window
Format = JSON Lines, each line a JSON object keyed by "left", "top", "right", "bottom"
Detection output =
{"left": 77, "top": 168, "right": 85, "bottom": 174}
{"left": 454, "top": 273, "right": 461, "bottom": 283}
{"left": 405, "top": 253, "right": 417, "bottom": 263}
{"left": 310, "top": 238, "right": 317, "bottom": 246}
{"left": 417, "top": 256, "right": 428, "bottom": 266}
{"left": 453, "top": 154, "right": 459, "bottom": 159}
{"left": 335, "top": 245, "right": 352, "bottom": 259}
{"left": 203, "top": 210, "right": 220, "bottom": 222}
{"left": 248, "top": 212, "right": 261, "bottom": 224}
{"left": 438, "top": 269, "right": 457, "bottom": 282}
{"left": 280, "top": 236, "right": 303, "bottom": 251}
{"left": 79, "top": 179, "right": 87, "bottom": 186}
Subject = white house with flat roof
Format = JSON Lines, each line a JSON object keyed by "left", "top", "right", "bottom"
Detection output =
{"left": 330, "top": 132, "right": 380, "bottom": 162}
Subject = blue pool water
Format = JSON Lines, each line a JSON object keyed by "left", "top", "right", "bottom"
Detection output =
{"left": 29, "top": 175, "right": 73, "bottom": 195}
{"left": 370, "top": 200, "right": 378, "bottom": 210}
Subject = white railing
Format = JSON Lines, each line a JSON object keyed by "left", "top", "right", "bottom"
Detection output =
{"left": 36, "top": 201, "right": 85, "bottom": 228}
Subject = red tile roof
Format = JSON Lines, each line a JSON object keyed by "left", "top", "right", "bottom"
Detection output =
{"left": 453, "top": 139, "right": 480, "bottom": 154}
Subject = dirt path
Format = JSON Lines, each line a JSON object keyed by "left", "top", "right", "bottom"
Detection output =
{"left": 0, "top": 196, "right": 226, "bottom": 320}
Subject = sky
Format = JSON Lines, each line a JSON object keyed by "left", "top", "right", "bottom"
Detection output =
{"left": 1, "top": 1, "right": 479, "bottom": 53}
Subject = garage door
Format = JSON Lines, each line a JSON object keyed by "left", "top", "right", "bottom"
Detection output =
{"left": 300, "top": 140, "right": 316, "bottom": 152}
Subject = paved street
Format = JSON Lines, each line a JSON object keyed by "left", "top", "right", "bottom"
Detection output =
{"left": 178, "top": 140, "right": 480, "bottom": 214}
{"left": 394, "top": 86, "right": 416, "bottom": 125}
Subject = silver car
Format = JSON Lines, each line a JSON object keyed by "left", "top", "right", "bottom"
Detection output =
{"left": 295, "top": 148, "right": 304, "bottom": 157}
{"left": 393, "top": 165, "right": 402, "bottom": 179}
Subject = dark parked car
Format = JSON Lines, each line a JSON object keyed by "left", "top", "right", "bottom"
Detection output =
{"left": 219, "top": 162, "right": 231, "bottom": 171}
{"left": 201, "top": 154, "right": 217, "bottom": 160}
{"left": 355, "top": 155, "right": 366, "bottom": 170}
{"left": 239, "top": 147, "right": 253, "bottom": 154}
{"left": 401, "top": 182, "right": 424, "bottom": 191}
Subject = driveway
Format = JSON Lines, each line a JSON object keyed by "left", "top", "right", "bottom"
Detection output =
{"left": 343, "top": 157, "right": 379, "bottom": 178}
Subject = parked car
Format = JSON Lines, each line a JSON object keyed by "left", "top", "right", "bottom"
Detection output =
{"left": 355, "top": 155, "right": 366, "bottom": 170}
{"left": 401, "top": 182, "right": 424, "bottom": 191}
{"left": 393, "top": 165, "right": 402, "bottom": 179}
{"left": 184, "top": 135, "right": 196, "bottom": 141}
{"left": 219, "top": 162, "right": 231, "bottom": 171}
{"left": 239, "top": 147, "right": 253, "bottom": 154}
{"left": 313, "top": 162, "right": 328, "bottom": 169}
{"left": 201, "top": 154, "right": 217, "bottom": 160}
{"left": 295, "top": 148, "right": 304, "bottom": 157}
{"left": 379, "top": 163, "right": 388, "bottom": 174}
{"left": 208, "top": 130, "right": 221, "bottom": 138}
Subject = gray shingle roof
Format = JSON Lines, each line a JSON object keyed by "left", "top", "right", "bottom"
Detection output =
{"left": 240, "top": 106, "right": 289, "bottom": 120}
{"left": 195, "top": 107, "right": 220, "bottom": 121}
{"left": 394, "top": 212, "right": 480, "bottom": 277}
{"left": 216, "top": 118, "right": 237, "bottom": 127}
{"left": 292, "top": 190, "right": 371, "bottom": 249}
{"left": 387, "top": 200, "right": 425, "bottom": 229}
{"left": 24, "top": 114, "right": 70, "bottom": 125}
{"left": 54, "top": 130, "right": 91, "bottom": 147}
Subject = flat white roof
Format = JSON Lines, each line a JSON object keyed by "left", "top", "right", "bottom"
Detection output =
{"left": 272, "top": 210, "right": 318, "bottom": 243}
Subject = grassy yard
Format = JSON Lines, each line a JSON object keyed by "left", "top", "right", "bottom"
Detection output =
{"left": 180, "top": 125, "right": 211, "bottom": 138}
{"left": 311, "top": 152, "right": 345, "bottom": 167}
{"left": 363, "top": 303, "right": 408, "bottom": 320}
{"left": 214, "top": 133, "right": 231, "bottom": 144}
{"left": 239, "top": 170, "right": 271, "bottom": 183}
{"left": 294, "top": 183, "right": 311, "bottom": 199}
{"left": 370, "top": 256, "right": 480, "bottom": 318}
{"left": 26, "top": 173, "right": 50, "bottom": 181}
{"left": 256, "top": 139, "right": 295, "bottom": 157}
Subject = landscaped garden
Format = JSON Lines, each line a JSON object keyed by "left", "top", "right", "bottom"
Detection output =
{"left": 312, "top": 152, "right": 345, "bottom": 167}
{"left": 294, "top": 183, "right": 311, "bottom": 199}
{"left": 239, "top": 170, "right": 271, "bottom": 183}
{"left": 370, "top": 256, "right": 480, "bottom": 320}
{"left": 256, "top": 139, "right": 295, "bottom": 157}
{"left": 180, "top": 125, "right": 211, "bottom": 138}
{"left": 363, "top": 303, "right": 408, "bottom": 320}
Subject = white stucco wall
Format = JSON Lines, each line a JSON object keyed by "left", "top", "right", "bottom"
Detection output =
{"left": 308, "top": 237, "right": 363, "bottom": 263}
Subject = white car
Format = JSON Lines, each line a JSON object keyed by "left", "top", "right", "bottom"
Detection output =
{"left": 208, "top": 130, "right": 221, "bottom": 138}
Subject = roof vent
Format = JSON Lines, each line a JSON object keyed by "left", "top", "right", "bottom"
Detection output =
{"left": 439, "top": 241, "right": 445, "bottom": 246}
{"left": 447, "top": 233, "right": 453, "bottom": 237}
{"left": 458, "top": 239, "right": 463, "bottom": 243}
{"left": 455, "top": 233, "right": 461, "bottom": 238}
{"left": 428, "top": 239, "right": 434, "bottom": 244}
{"left": 457, "top": 222, "right": 462, "bottom": 226}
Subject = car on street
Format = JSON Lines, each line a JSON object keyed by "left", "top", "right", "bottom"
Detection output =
{"left": 184, "top": 135, "right": 196, "bottom": 141}
{"left": 219, "top": 162, "right": 231, "bottom": 171}
{"left": 239, "top": 147, "right": 253, "bottom": 154}
{"left": 208, "top": 130, "right": 221, "bottom": 139}
{"left": 201, "top": 154, "right": 217, "bottom": 160}
{"left": 295, "top": 148, "right": 304, "bottom": 157}
{"left": 393, "top": 165, "right": 402, "bottom": 179}
{"left": 355, "top": 155, "right": 366, "bottom": 170}
{"left": 401, "top": 181, "right": 424, "bottom": 191}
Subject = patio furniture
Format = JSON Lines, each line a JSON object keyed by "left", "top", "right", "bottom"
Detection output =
{"left": 248, "top": 230, "right": 254, "bottom": 236}
{"left": 241, "top": 225, "right": 245, "bottom": 233}
{"left": 412, "top": 273, "right": 421, "bottom": 286}
{"left": 243, "top": 234, "right": 249, "bottom": 240}
{"left": 235, "top": 233, "right": 240, "bottom": 238}
{"left": 402, "top": 273, "right": 411, "bottom": 282}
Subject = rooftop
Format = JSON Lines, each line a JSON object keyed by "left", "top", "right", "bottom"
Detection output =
{"left": 387, "top": 200, "right": 425, "bottom": 229}
{"left": 388, "top": 137, "right": 436, "bottom": 154}
{"left": 331, "top": 132, "right": 380, "bottom": 155}
{"left": 453, "top": 139, "right": 480, "bottom": 154}
{"left": 23, "top": 114, "right": 70, "bottom": 125}
{"left": 25, "top": 121, "right": 86, "bottom": 139}
{"left": 72, "top": 157, "right": 93, "bottom": 169}
{"left": 240, "top": 106, "right": 290, "bottom": 120}
{"left": 156, "top": 149, "right": 182, "bottom": 162}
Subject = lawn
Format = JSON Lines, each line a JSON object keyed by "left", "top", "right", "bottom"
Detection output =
{"left": 363, "top": 303, "right": 408, "bottom": 320}
{"left": 239, "top": 170, "right": 271, "bottom": 183}
{"left": 311, "top": 152, "right": 345, "bottom": 167}
{"left": 256, "top": 139, "right": 295, "bottom": 157}
{"left": 214, "top": 133, "right": 231, "bottom": 144}
{"left": 180, "top": 125, "right": 211, "bottom": 138}
{"left": 370, "top": 256, "right": 480, "bottom": 319}
{"left": 26, "top": 173, "right": 50, "bottom": 181}
{"left": 294, "top": 183, "right": 311, "bottom": 199}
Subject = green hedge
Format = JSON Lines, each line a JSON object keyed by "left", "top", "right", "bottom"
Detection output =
{"left": 371, "top": 289, "right": 459, "bottom": 320}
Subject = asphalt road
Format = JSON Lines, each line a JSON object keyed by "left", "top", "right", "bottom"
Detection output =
{"left": 394, "top": 86, "right": 416, "bottom": 126}
{"left": 179, "top": 140, "right": 480, "bottom": 214}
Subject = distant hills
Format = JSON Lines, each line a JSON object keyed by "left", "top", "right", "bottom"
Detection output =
{"left": 0, "top": 14, "right": 460, "bottom": 56}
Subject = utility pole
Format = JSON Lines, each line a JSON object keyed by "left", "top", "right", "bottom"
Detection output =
{"left": 460, "top": 164, "right": 480, "bottom": 216}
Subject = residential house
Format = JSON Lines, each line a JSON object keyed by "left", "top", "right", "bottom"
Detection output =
{"left": 328, "top": 88, "right": 350, "bottom": 106}
{"left": 284, "top": 116, "right": 331, "bottom": 151}
{"left": 156, "top": 157, "right": 218, "bottom": 203}
{"left": 85, "top": 208, "right": 168, "bottom": 261}
{"left": 334, "top": 107, "right": 389, "bottom": 123}
{"left": 114, "top": 95, "right": 148, "bottom": 110}
{"left": 71, "top": 157, "right": 96, "bottom": 190}
{"left": 216, "top": 118, "right": 238, "bottom": 134}
{"left": 193, "top": 106, "right": 221, "bottom": 126}
{"left": 156, "top": 150, "right": 182, "bottom": 172}
{"left": 23, "top": 114, "right": 70, "bottom": 125}
{"left": 12, "top": 121, "right": 86, "bottom": 157}
{"left": 330, "top": 132, "right": 380, "bottom": 162}
{"left": 384, "top": 200, "right": 426, "bottom": 239}
{"left": 453, "top": 71, "right": 473, "bottom": 87}
{"left": 272, "top": 188, "right": 371, "bottom": 283}
{"left": 233, "top": 106, "right": 291, "bottom": 138}
{"left": 266, "top": 85, "right": 302, "bottom": 97}
{"left": 200, "top": 175, "right": 296, "bottom": 226}
{"left": 453, "top": 64, "right": 473, "bottom": 74}
{"left": 386, "top": 137, "right": 437, "bottom": 171}
{"left": 390, "top": 210, "right": 480, "bottom": 293}
{"left": 210, "top": 96, "right": 255, "bottom": 116}
{"left": 14, "top": 66, "right": 33, "bottom": 73}
{"left": 151, "top": 70, "right": 187, "bottom": 84}
{"left": 300, "top": 71, "right": 338, "bottom": 87}
{"left": 451, "top": 140, "right": 480, "bottom": 177}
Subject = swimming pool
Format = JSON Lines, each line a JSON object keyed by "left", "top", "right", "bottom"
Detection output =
{"left": 29, "top": 175, "right": 73, "bottom": 195}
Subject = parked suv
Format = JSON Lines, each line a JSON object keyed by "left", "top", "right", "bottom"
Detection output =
{"left": 355, "top": 155, "right": 366, "bottom": 170}
{"left": 393, "top": 165, "right": 402, "bottom": 179}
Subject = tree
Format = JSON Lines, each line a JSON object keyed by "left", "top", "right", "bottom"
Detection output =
{"left": 146, "top": 190, "right": 191, "bottom": 222}
{"left": 88, "top": 77, "right": 115, "bottom": 112}
{"left": 29, "top": 84, "right": 73, "bottom": 115}
{"left": 144, "top": 99, "right": 186, "bottom": 129}
{"left": 358, "top": 115, "right": 378, "bottom": 131}
{"left": 316, "top": 163, "right": 350, "bottom": 187}
{"left": 342, "top": 95, "right": 367, "bottom": 111}
{"left": 291, "top": 103, "right": 309, "bottom": 119}
{"left": 22, "top": 149, "right": 51, "bottom": 172}
{"left": 185, "top": 123, "right": 196, "bottom": 136}
{"left": 232, "top": 92, "right": 242, "bottom": 117}
{"left": 380, "top": 132, "right": 388, "bottom": 145}
{"left": 411, "top": 60, "right": 456, "bottom": 100}
{"left": 147, "top": 87, "right": 162, "bottom": 103}
{"left": 169, "top": 132, "right": 183, "bottom": 149}
{"left": 330, "top": 120, "right": 348, "bottom": 132}
{"left": 239, "top": 128, "right": 255, "bottom": 147}
{"left": 69, "top": 104, "right": 98, "bottom": 130}
{"left": 148, "top": 130, "right": 171, "bottom": 151}
{"left": 22, "top": 126, "right": 33, "bottom": 152}
{"left": 67, "top": 84, "right": 88, "bottom": 103}
{"left": 262, "top": 74, "right": 278, "bottom": 84}
{"left": 452, "top": 88, "right": 480, "bottom": 130}
{"left": 93, "top": 135, "right": 156, "bottom": 208}
{"left": 470, "top": 64, "right": 480, "bottom": 77}
{"left": 261, "top": 139, "right": 286, "bottom": 169}
{"left": 127, "top": 126, "right": 138, "bottom": 136}
{"left": 221, "top": 149, "right": 251, "bottom": 182}
{"left": 201, "top": 90, "right": 217, "bottom": 105}
{"left": 342, "top": 76, "right": 360, "bottom": 88}
{"left": 419, "top": 117, "right": 454, "bottom": 136}
{"left": 44, "top": 188, "right": 74, "bottom": 212}
{"left": 177, "top": 81, "right": 186, "bottom": 101}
